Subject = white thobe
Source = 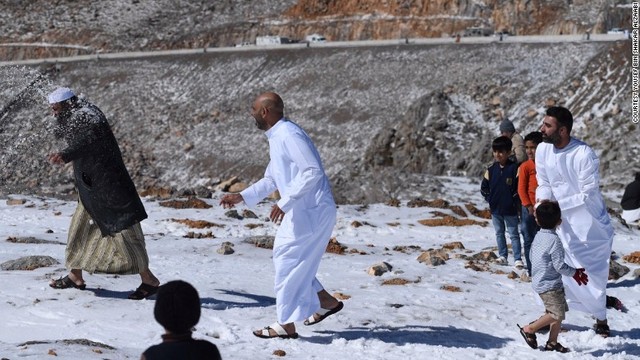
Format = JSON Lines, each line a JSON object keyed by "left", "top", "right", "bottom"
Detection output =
{"left": 241, "top": 118, "right": 336, "bottom": 324}
{"left": 536, "top": 138, "right": 614, "bottom": 320}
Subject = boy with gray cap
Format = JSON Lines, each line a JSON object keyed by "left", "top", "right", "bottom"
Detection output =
{"left": 499, "top": 118, "right": 526, "bottom": 163}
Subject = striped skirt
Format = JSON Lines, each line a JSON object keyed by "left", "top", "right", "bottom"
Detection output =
{"left": 65, "top": 200, "right": 150, "bottom": 275}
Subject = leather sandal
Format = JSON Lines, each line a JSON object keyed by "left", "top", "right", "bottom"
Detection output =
{"left": 49, "top": 275, "right": 86, "bottom": 290}
{"left": 545, "top": 341, "right": 569, "bottom": 353}
{"left": 304, "top": 301, "right": 344, "bottom": 326}
{"left": 253, "top": 322, "right": 298, "bottom": 339}
{"left": 128, "top": 283, "right": 159, "bottom": 300}
{"left": 517, "top": 324, "right": 537, "bottom": 349}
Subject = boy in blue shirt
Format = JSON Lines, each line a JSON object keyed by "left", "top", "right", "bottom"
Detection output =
{"left": 518, "top": 201, "right": 588, "bottom": 353}
{"left": 481, "top": 136, "right": 523, "bottom": 268}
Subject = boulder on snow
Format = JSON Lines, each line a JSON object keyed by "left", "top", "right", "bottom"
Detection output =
{"left": 368, "top": 262, "right": 392, "bottom": 276}
{"left": 1, "top": 255, "right": 58, "bottom": 270}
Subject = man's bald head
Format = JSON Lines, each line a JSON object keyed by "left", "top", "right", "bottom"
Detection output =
{"left": 256, "top": 92, "right": 284, "bottom": 118}
{"left": 250, "top": 92, "right": 285, "bottom": 131}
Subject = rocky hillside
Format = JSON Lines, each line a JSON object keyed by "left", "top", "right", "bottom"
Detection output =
{"left": 0, "top": 0, "right": 634, "bottom": 204}
{"left": 0, "top": 0, "right": 630, "bottom": 60}
{"left": 285, "top": 0, "right": 630, "bottom": 40}
{"left": 0, "top": 38, "right": 633, "bottom": 204}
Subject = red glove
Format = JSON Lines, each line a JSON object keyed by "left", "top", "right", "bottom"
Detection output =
{"left": 573, "top": 268, "right": 588, "bottom": 285}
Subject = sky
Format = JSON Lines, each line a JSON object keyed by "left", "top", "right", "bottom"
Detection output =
{"left": 0, "top": 176, "right": 638, "bottom": 359}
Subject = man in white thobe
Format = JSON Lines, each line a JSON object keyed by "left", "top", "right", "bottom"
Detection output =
{"left": 535, "top": 106, "right": 614, "bottom": 337}
{"left": 220, "top": 92, "right": 343, "bottom": 339}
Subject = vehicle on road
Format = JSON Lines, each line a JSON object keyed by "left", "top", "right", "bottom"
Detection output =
{"left": 256, "top": 36, "right": 292, "bottom": 46}
{"left": 464, "top": 27, "right": 493, "bottom": 37}
{"left": 305, "top": 34, "right": 327, "bottom": 43}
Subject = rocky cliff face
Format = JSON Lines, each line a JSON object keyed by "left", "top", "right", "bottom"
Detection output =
{"left": 0, "top": 0, "right": 629, "bottom": 60}
{"left": 284, "top": 0, "right": 624, "bottom": 39}
{"left": 352, "top": 40, "right": 633, "bottom": 203}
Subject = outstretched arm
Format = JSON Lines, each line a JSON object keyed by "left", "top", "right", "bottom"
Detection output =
{"left": 220, "top": 193, "right": 244, "bottom": 209}
{"left": 240, "top": 163, "right": 278, "bottom": 208}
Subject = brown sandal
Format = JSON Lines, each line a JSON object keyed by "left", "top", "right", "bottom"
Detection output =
{"left": 128, "top": 283, "right": 159, "bottom": 300}
{"left": 49, "top": 275, "right": 86, "bottom": 290}
{"left": 517, "top": 324, "right": 537, "bottom": 349}
{"left": 545, "top": 341, "right": 569, "bottom": 353}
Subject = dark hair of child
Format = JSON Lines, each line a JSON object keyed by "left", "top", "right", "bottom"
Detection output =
{"left": 524, "top": 131, "right": 543, "bottom": 145}
{"left": 535, "top": 201, "right": 562, "bottom": 230}
{"left": 492, "top": 135, "right": 513, "bottom": 152}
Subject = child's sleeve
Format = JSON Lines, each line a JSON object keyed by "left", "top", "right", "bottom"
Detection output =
{"left": 512, "top": 165, "right": 520, "bottom": 203}
{"left": 550, "top": 237, "right": 577, "bottom": 276}
{"left": 481, "top": 168, "right": 490, "bottom": 201}
{"left": 518, "top": 163, "right": 532, "bottom": 207}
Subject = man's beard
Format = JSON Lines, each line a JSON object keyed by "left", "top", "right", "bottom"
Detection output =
{"left": 55, "top": 110, "right": 71, "bottom": 125}
{"left": 542, "top": 132, "right": 561, "bottom": 145}
{"left": 254, "top": 117, "right": 267, "bottom": 130}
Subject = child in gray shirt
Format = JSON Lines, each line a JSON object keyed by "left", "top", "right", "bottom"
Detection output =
{"left": 518, "top": 201, "right": 588, "bottom": 353}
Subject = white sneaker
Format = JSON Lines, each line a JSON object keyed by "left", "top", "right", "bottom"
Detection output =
{"left": 496, "top": 256, "right": 507, "bottom": 265}
{"left": 514, "top": 260, "right": 524, "bottom": 270}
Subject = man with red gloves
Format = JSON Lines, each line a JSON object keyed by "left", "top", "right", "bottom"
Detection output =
{"left": 535, "top": 106, "right": 616, "bottom": 337}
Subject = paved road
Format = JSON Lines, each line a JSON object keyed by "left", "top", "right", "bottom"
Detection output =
{"left": 0, "top": 33, "right": 629, "bottom": 67}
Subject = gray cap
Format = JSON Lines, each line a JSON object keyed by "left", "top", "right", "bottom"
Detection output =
{"left": 499, "top": 118, "right": 516, "bottom": 133}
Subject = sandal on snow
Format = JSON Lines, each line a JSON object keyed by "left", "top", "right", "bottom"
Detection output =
{"left": 304, "top": 301, "right": 344, "bottom": 326}
{"left": 545, "top": 341, "right": 570, "bottom": 353}
{"left": 128, "top": 283, "right": 159, "bottom": 300}
{"left": 253, "top": 322, "right": 299, "bottom": 339}
{"left": 594, "top": 322, "right": 610, "bottom": 337}
{"left": 49, "top": 275, "right": 86, "bottom": 290}
{"left": 517, "top": 324, "right": 538, "bottom": 349}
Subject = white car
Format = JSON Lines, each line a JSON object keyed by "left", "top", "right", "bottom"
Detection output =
{"left": 607, "top": 28, "right": 626, "bottom": 35}
{"left": 305, "top": 34, "right": 326, "bottom": 43}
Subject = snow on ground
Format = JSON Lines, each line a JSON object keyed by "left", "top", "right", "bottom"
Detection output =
{"left": 0, "top": 176, "right": 639, "bottom": 359}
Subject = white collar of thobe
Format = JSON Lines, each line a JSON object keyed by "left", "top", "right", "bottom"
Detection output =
{"left": 553, "top": 137, "right": 578, "bottom": 152}
{"left": 265, "top": 117, "right": 287, "bottom": 138}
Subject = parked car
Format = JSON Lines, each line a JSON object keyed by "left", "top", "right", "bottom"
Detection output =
{"left": 607, "top": 28, "right": 626, "bottom": 35}
{"left": 305, "top": 34, "right": 326, "bottom": 43}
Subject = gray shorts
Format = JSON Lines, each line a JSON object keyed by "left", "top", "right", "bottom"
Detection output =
{"left": 539, "top": 287, "right": 569, "bottom": 321}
